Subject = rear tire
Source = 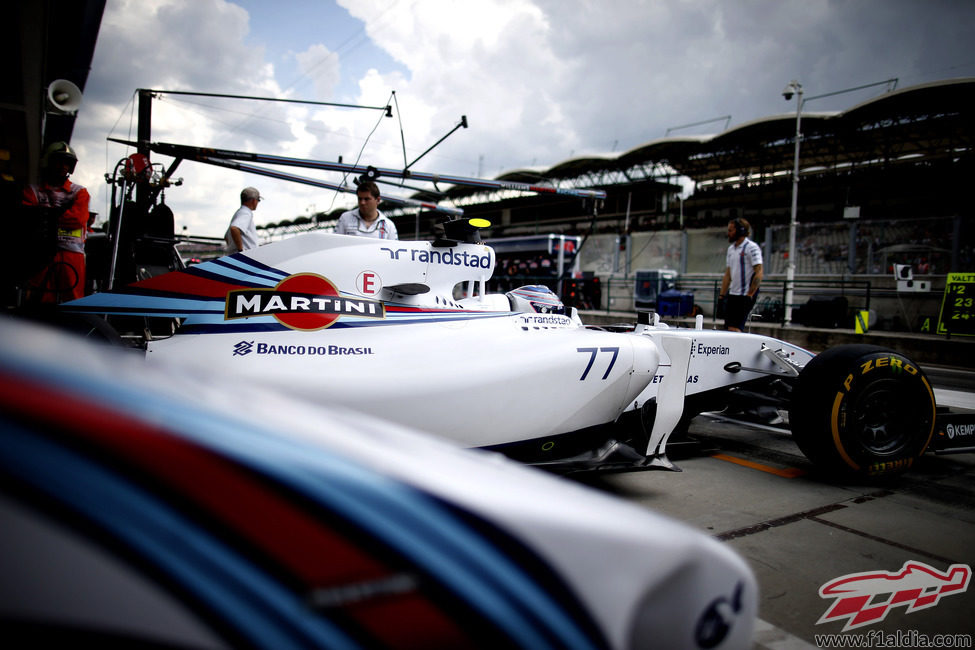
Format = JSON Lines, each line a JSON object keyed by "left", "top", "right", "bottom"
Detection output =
{"left": 788, "top": 345, "right": 935, "bottom": 478}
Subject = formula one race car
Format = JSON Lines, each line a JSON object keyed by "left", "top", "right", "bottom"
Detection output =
{"left": 0, "top": 316, "right": 758, "bottom": 649}
{"left": 62, "top": 219, "right": 947, "bottom": 479}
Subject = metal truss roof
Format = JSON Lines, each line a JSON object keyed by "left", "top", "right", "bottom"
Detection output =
{"left": 391, "top": 78, "right": 974, "bottom": 216}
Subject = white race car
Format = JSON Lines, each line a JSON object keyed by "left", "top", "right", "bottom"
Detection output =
{"left": 63, "top": 219, "right": 942, "bottom": 479}
{"left": 0, "top": 315, "right": 758, "bottom": 650}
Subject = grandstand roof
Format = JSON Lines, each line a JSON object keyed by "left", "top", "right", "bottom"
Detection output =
{"left": 408, "top": 77, "right": 974, "bottom": 206}
{"left": 545, "top": 154, "right": 616, "bottom": 179}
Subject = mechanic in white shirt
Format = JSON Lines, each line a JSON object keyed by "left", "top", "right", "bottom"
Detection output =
{"left": 719, "top": 217, "right": 763, "bottom": 332}
{"left": 225, "top": 187, "right": 261, "bottom": 252}
{"left": 334, "top": 180, "right": 398, "bottom": 239}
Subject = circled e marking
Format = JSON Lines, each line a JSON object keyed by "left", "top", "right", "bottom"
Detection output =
{"left": 357, "top": 270, "right": 383, "bottom": 296}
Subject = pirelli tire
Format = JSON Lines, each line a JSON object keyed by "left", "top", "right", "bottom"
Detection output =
{"left": 788, "top": 344, "right": 936, "bottom": 479}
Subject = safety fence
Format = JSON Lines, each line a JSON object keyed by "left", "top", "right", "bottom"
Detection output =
{"left": 598, "top": 274, "right": 873, "bottom": 327}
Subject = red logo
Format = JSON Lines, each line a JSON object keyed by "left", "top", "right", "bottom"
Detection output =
{"left": 817, "top": 561, "right": 970, "bottom": 631}
{"left": 274, "top": 274, "right": 341, "bottom": 330}
{"left": 225, "top": 273, "right": 384, "bottom": 331}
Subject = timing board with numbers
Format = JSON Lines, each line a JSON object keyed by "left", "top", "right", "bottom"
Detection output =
{"left": 937, "top": 272, "right": 975, "bottom": 336}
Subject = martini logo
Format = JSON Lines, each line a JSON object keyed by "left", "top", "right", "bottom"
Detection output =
{"left": 226, "top": 273, "right": 385, "bottom": 331}
{"left": 817, "top": 561, "right": 970, "bottom": 631}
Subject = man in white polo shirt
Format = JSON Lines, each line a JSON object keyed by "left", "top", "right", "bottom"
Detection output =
{"left": 719, "top": 217, "right": 763, "bottom": 332}
{"left": 225, "top": 187, "right": 261, "bottom": 252}
{"left": 334, "top": 180, "right": 398, "bottom": 239}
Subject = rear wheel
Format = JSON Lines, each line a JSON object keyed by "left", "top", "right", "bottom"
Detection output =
{"left": 788, "top": 345, "right": 935, "bottom": 478}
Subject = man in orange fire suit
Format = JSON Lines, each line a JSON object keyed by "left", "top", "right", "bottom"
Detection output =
{"left": 23, "top": 141, "right": 91, "bottom": 303}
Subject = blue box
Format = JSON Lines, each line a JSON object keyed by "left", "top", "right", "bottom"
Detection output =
{"left": 656, "top": 289, "right": 694, "bottom": 316}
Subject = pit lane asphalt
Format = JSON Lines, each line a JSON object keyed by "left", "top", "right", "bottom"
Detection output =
{"left": 571, "top": 372, "right": 975, "bottom": 648}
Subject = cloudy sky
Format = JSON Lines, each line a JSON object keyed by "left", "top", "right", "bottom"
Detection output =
{"left": 70, "top": 0, "right": 975, "bottom": 239}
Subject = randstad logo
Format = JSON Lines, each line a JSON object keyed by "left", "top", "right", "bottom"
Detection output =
{"left": 817, "top": 561, "right": 971, "bottom": 631}
{"left": 380, "top": 246, "right": 493, "bottom": 269}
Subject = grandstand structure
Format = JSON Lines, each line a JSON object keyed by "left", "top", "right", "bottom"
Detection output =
{"left": 256, "top": 78, "right": 973, "bottom": 276}
{"left": 419, "top": 78, "right": 971, "bottom": 273}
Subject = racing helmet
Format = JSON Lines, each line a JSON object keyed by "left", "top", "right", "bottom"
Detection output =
{"left": 41, "top": 141, "right": 78, "bottom": 174}
{"left": 124, "top": 153, "right": 152, "bottom": 180}
{"left": 506, "top": 285, "right": 566, "bottom": 315}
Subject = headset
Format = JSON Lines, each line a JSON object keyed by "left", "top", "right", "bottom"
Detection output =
{"left": 732, "top": 218, "right": 748, "bottom": 239}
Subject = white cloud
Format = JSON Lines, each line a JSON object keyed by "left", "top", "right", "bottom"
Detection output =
{"left": 70, "top": 0, "right": 975, "bottom": 239}
{"left": 294, "top": 44, "right": 342, "bottom": 101}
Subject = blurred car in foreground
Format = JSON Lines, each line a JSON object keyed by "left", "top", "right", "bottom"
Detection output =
{"left": 0, "top": 316, "right": 756, "bottom": 649}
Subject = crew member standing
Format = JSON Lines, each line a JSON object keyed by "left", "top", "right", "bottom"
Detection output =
{"left": 225, "top": 187, "right": 261, "bottom": 252}
{"left": 719, "top": 218, "right": 763, "bottom": 332}
{"left": 23, "top": 141, "right": 91, "bottom": 303}
{"left": 335, "top": 180, "right": 398, "bottom": 239}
